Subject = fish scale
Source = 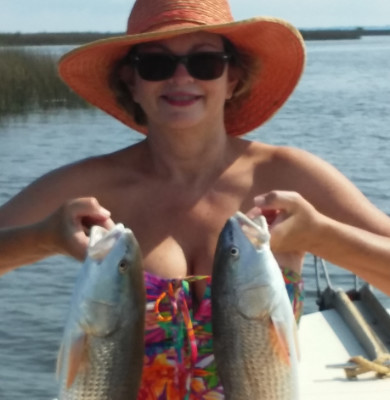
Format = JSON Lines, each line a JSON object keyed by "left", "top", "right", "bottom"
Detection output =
{"left": 60, "top": 334, "right": 141, "bottom": 399}
{"left": 214, "top": 312, "right": 292, "bottom": 399}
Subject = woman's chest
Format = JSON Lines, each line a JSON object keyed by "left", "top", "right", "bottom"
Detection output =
{"left": 102, "top": 186, "right": 238, "bottom": 280}
{"left": 132, "top": 205, "right": 228, "bottom": 278}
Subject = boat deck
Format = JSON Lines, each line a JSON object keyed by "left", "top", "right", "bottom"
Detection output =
{"left": 300, "top": 303, "right": 390, "bottom": 399}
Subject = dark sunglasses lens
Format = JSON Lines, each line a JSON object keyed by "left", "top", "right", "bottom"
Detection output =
{"left": 134, "top": 53, "right": 229, "bottom": 81}
{"left": 136, "top": 54, "right": 176, "bottom": 81}
{"left": 188, "top": 53, "right": 226, "bottom": 80}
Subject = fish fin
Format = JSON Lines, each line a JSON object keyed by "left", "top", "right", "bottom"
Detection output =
{"left": 293, "top": 321, "right": 301, "bottom": 361}
{"left": 56, "top": 342, "right": 64, "bottom": 381}
{"left": 269, "top": 319, "right": 291, "bottom": 366}
{"left": 66, "top": 333, "right": 89, "bottom": 389}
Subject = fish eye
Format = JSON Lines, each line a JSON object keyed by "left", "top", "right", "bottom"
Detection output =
{"left": 230, "top": 246, "right": 239, "bottom": 257}
{"left": 118, "top": 259, "right": 130, "bottom": 273}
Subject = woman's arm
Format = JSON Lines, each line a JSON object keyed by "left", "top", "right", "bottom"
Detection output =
{"left": 0, "top": 222, "right": 55, "bottom": 275}
{"left": 0, "top": 197, "right": 114, "bottom": 275}
{"left": 252, "top": 146, "right": 390, "bottom": 295}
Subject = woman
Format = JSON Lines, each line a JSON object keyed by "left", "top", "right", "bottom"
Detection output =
{"left": 1, "top": 0, "right": 390, "bottom": 397}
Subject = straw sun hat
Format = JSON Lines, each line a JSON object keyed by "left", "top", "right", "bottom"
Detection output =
{"left": 59, "top": 0, "right": 306, "bottom": 136}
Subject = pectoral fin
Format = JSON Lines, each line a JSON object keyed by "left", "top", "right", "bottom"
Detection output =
{"left": 293, "top": 321, "right": 300, "bottom": 361}
{"left": 269, "top": 318, "right": 292, "bottom": 366}
{"left": 56, "top": 342, "right": 65, "bottom": 381}
{"left": 66, "top": 333, "right": 89, "bottom": 389}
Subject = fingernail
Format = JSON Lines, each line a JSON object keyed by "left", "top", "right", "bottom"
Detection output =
{"left": 100, "top": 207, "right": 111, "bottom": 217}
{"left": 254, "top": 195, "right": 266, "bottom": 205}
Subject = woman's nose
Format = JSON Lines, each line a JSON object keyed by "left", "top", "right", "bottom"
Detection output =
{"left": 170, "top": 62, "right": 194, "bottom": 83}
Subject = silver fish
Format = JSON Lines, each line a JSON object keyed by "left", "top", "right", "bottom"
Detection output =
{"left": 212, "top": 212, "right": 299, "bottom": 400}
{"left": 57, "top": 223, "right": 145, "bottom": 400}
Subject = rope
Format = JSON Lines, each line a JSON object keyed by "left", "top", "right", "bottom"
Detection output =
{"left": 344, "top": 354, "right": 390, "bottom": 379}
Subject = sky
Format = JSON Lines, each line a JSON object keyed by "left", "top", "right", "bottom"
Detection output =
{"left": 1, "top": 0, "right": 389, "bottom": 33}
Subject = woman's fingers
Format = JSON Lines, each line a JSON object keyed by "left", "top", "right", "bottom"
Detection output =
{"left": 246, "top": 192, "right": 309, "bottom": 272}
{"left": 251, "top": 191, "right": 320, "bottom": 253}
{"left": 67, "top": 197, "right": 114, "bottom": 231}
{"left": 45, "top": 197, "right": 115, "bottom": 260}
{"left": 247, "top": 206, "right": 279, "bottom": 226}
{"left": 254, "top": 191, "right": 303, "bottom": 213}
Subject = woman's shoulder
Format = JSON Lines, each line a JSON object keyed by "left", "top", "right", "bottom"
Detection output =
{"left": 243, "top": 140, "right": 320, "bottom": 168}
{"left": 246, "top": 140, "right": 361, "bottom": 200}
{"left": 49, "top": 141, "right": 145, "bottom": 178}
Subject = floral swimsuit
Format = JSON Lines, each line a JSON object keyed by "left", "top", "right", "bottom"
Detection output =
{"left": 136, "top": 269, "right": 304, "bottom": 399}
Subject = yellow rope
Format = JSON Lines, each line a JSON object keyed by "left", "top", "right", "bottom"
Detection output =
{"left": 345, "top": 355, "right": 390, "bottom": 379}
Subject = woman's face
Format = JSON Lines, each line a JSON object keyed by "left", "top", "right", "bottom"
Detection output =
{"left": 129, "top": 32, "right": 238, "bottom": 132}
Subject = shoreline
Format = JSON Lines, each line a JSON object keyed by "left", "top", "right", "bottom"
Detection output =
{"left": 1, "top": 28, "right": 390, "bottom": 46}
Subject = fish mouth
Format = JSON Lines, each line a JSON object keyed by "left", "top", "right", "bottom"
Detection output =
{"left": 88, "top": 224, "right": 134, "bottom": 260}
{"left": 218, "top": 213, "right": 271, "bottom": 259}
{"left": 234, "top": 212, "right": 270, "bottom": 250}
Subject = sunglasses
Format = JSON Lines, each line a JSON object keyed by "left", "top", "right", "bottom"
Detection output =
{"left": 130, "top": 52, "right": 232, "bottom": 81}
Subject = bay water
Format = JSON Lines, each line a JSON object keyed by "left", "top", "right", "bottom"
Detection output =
{"left": 0, "top": 36, "right": 389, "bottom": 399}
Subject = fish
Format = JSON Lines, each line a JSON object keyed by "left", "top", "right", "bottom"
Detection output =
{"left": 57, "top": 223, "right": 145, "bottom": 400}
{"left": 211, "top": 212, "right": 299, "bottom": 400}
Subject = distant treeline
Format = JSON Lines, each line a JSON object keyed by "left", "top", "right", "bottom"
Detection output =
{"left": 1, "top": 28, "right": 390, "bottom": 46}
{"left": 0, "top": 32, "right": 122, "bottom": 46}
{"left": 301, "top": 27, "right": 390, "bottom": 40}
{"left": 359, "top": 29, "right": 390, "bottom": 36}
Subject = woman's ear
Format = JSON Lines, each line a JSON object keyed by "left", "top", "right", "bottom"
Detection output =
{"left": 120, "top": 65, "right": 135, "bottom": 88}
{"left": 120, "top": 65, "right": 139, "bottom": 102}
{"left": 226, "top": 66, "right": 240, "bottom": 100}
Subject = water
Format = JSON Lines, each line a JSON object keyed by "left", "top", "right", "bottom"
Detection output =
{"left": 0, "top": 36, "right": 390, "bottom": 399}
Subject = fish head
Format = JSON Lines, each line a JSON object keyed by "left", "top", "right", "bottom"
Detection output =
{"left": 213, "top": 214, "right": 280, "bottom": 318}
{"left": 80, "top": 224, "right": 144, "bottom": 336}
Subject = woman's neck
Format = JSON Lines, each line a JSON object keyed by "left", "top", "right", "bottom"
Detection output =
{"left": 144, "top": 123, "right": 235, "bottom": 186}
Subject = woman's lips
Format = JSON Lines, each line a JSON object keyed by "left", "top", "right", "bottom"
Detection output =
{"left": 161, "top": 93, "right": 202, "bottom": 106}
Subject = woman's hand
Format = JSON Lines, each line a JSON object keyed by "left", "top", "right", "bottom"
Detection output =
{"left": 248, "top": 191, "right": 324, "bottom": 271}
{"left": 42, "top": 197, "right": 115, "bottom": 260}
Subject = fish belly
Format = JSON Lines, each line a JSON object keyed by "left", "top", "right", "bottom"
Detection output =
{"left": 214, "top": 312, "right": 294, "bottom": 400}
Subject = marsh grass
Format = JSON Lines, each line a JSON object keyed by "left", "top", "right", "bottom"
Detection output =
{"left": 0, "top": 48, "right": 89, "bottom": 116}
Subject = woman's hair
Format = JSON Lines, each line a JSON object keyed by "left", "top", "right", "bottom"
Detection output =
{"left": 222, "top": 37, "right": 260, "bottom": 113}
{"left": 109, "top": 50, "right": 148, "bottom": 126}
{"left": 108, "top": 36, "right": 260, "bottom": 127}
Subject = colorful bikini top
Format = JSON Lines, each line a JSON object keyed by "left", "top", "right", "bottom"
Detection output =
{"left": 138, "top": 270, "right": 303, "bottom": 399}
{"left": 143, "top": 268, "right": 303, "bottom": 362}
